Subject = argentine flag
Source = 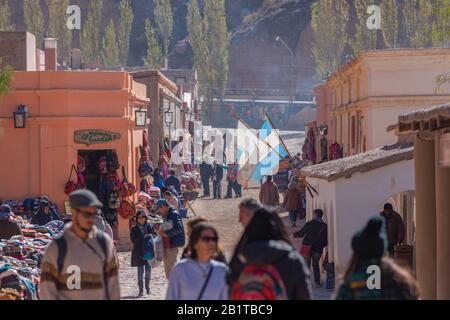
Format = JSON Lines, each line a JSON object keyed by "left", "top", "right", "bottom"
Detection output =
{"left": 249, "top": 119, "right": 289, "bottom": 183}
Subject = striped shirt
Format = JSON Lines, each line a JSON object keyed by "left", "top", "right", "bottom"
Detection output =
{"left": 39, "top": 223, "right": 120, "bottom": 300}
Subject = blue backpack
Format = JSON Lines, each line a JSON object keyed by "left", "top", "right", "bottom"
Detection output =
{"left": 142, "top": 234, "right": 155, "bottom": 261}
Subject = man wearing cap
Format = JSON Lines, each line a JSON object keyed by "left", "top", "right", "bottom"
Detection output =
{"left": 156, "top": 199, "right": 185, "bottom": 279}
{"left": 0, "top": 205, "right": 23, "bottom": 240}
{"left": 30, "top": 197, "right": 61, "bottom": 226}
{"left": 39, "top": 190, "right": 120, "bottom": 300}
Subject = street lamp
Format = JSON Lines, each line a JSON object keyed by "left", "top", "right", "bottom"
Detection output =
{"left": 275, "top": 35, "right": 295, "bottom": 111}
{"left": 135, "top": 108, "right": 147, "bottom": 127}
{"left": 14, "top": 105, "right": 28, "bottom": 129}
{"left": 164, "top": 111, "right": 174, "bottom": 141}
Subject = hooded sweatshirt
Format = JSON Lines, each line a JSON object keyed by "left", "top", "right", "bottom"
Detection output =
{"left": 228, "top": 240, "right": 312, "bottom": 300}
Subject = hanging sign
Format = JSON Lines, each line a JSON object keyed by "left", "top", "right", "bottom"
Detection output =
{"left": 74, "top": 130, "right": 121, "bottom": 146}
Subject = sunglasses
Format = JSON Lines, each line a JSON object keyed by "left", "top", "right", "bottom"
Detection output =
{"left": 200, "top": 236, "right": 218, "bottom": 243}
{"left": 76, "top": 209, "right": 98, "bottom": 219}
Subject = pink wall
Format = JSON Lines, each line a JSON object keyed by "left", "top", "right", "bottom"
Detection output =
{"left": 0, "top": 71, "right": 149, "bottom": 248}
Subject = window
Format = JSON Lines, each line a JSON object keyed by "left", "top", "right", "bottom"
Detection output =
{"left": 351, "top": 115, "right": 356, "bottom": 149}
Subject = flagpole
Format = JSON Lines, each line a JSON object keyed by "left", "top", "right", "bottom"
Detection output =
{"left": 264, "top": 111, "right": 292, "bottom": 158}
{"left": 232, "top": 112, "right": 283, "bottom": 159}
{"left": 262, "top": 111, "right": 319, "bottom": 196}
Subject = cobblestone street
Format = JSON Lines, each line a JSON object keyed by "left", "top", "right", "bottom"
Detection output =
{"left": 118, "top": 187, "right": 334, "bottom": 300}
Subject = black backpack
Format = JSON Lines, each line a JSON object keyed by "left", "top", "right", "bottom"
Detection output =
{"left": 54, "top": 232, "right": 110, "bottom": 300}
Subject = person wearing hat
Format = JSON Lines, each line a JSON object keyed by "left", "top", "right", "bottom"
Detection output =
{"left": 0, "top": 205, "right": 23, "bottom": 240}
{"left": 334, "top": 216, "right": 418, "bottom": 300}
{"left": 30, "top": 196, "right": 61, "bottom": 226}
{"left": 130, "top": 209, "right": 156, "bottom": 296}
{"left": 156, "top": 198, "right": 185, "bottom": 279}
{"left": 39, "top": 189, "right": 120, "bottom": 300}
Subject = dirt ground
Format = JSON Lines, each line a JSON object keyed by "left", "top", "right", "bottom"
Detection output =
{"left": 118, "top": 186, "right": 334, "bottom": 300}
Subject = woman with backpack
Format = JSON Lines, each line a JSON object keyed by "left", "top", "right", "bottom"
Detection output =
{"left": 130, "top": 210, "right": 156, "bottom": 297}
{"left": 166, "top": 223, "right": 228, "bottom": 300}
{"left": 228, "top": 207, "right": 312, "bottom": 300}
{"left": 334, "top": 216, "right": 419, "bottom": 300}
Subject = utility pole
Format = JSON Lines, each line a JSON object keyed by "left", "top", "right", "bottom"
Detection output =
{"left": 275, "top": 36, "right": 295, "bottom": 111}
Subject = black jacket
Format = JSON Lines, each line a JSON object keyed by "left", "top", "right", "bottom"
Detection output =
{"left": 228, "top": 240, "right": 312, "bottom": 300}
{"left": 294, "top": 220, "right": 328, "bottom": 254}
{"left": 212, "top": 165, "right": 224, "bottom": 181}
{"left": 130, "top": 223, "right": 155, "bottom": 267}
{"left": 30, "top": 209, "right": 61, "bottom": 226}
{"left": 199, "top": 162, "right": 212, "bottom": 180}
{"left": 164, "top": 175, "right": 181, "bottom": 193}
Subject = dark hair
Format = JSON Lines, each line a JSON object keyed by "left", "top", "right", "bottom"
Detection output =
{"left": 314, "top": 209, "right": 324, "bottom": 218}
{"left": 188, "top": 223, "right": 219, "bottom": 260}
{"left": 187, "top": 216, "right": 208, "bottom": 229}
{"left": 135, "top": 209, "right": 148, "bottom": 222}
{"left": 343, "top": 256, "right": 419, "bottom": 298}
{"left": 164, "top": 191, "right": 173, "bottom": 197}
{"left": 384, "top": 203, "right": 393, "bottom": 210}
{"left": 266, "top": 175, "right": 273, "bottom": 182}
{"left": 239, "top": 198, "right": 261, "bottom": 212}
{"left": 237, "top": 208, "right": 291, "bottom": 246}
{"left": 169, "top": 169, "right": 175, "bottom": 175}
{"left": 160, "top": 187, "right": 169, "bottom": 194}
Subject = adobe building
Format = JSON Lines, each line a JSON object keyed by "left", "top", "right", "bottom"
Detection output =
{"left": 313, "top": 48, "right": 450, "bottom": 160}
{"left": 0, "top": 32, "right": 149, "bottom": 250}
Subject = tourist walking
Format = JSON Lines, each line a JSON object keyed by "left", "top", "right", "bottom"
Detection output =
{"left": 225, "top": 163, "right": 242, "bottom": 199}
{"left": 181, "top": 217, "right": 227, "bottom": 263}
{"left": 130, "top": 210, "right": 156, "bottom": 296}
{"left": 380, "top": 203, "right": 405, "bottom": 256}
{"left": 335, "top": 216, "right": 419, "bottom": 300}
{"left": 212, "top": 160, "right": 224, "bottom": 199}
{"left": 294, "top": 209, "right": 328, "bottom": 288}
{"left": 166, "top": 223, "right": 228, "bottom": 300}
{"left": 156, "top": 199, "right": 186, "bottom": 279}
{"left": 283, "top": 181, "right": 303, "bottom": 227}
{"left": 39, "top": 190, "right": 120, "bottom": 300}
{"left": 228, "top": 207, "right": 312, "bottom": 300}
{"left": 259, "top": 175, "right": 280, "bottom": 207}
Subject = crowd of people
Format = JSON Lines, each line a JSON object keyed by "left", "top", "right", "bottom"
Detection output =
{"left": 1, "top": 159, "right": 417, "bottom": 301}
{"left": 199, "top": 160, "right": 242, "bottom": 199}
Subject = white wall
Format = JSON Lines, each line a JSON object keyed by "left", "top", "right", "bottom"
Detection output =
{"left": 306, "top": 158, "right": 415, "bottom": 278}
{"left": 368, "top": 106, "right": 425, "bottom": 149}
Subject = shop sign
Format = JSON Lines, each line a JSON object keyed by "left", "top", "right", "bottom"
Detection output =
{"left": 74, "top": 130, "right": 121, "bottom": 146}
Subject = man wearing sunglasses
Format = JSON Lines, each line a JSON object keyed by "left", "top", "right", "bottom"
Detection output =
{"left": 39, "top": 189, "right": 120, "bottom": 300}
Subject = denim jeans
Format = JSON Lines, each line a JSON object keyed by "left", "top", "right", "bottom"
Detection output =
{"left": 307, "top": 252, "right": 322, "bottom": 284}
{"left": 289, "top": 210, "right": 298, "bottom": 223}
{"left": 213, "top": 181, "right": 221, "bottom": 198}
{"left": 137, "top": 261, "right": 151, "bottom": 284}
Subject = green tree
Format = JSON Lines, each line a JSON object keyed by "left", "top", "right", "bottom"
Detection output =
{"left": 81, "top": 0, "right": 103, "bottom": 64}
{"left": 0, "top": 58, "right": 12, "bottom": 98}
{"left": 432, "top": 0, "right": 450, "bottom": 47}
{"left": 352, "top": 0, "right": 378, "bottom": 54}
{"left": 411, "top": 0, "right": 434, "bottom": 47}
{"left": 24, "top": 0, "right": 44, "bottom": 47}
{"left": 118, "top": 0, "right": 134, "bottom": 66}
{"left": 311, "top": 0, "right": 350, "bottom": 79}
{"left": 154, "top": 0, "right": 174, "bottom": 65}
{"left": 204, "top": 0, "right": 229, "bottom": 100}
{"left": 144, "top": 18, "right": 163, "bottom": 68}
{"left": 102, "top": 19, "right": 120, "bottom": 68}
{"left": 380, "top": 0, "right": 399, "bottom": 48}
{"left": 187, "top": 0, "right": 210, "bottom": 96}
{"left": 47, "top": 0, "right": 72, "bottom": 62}
{"left": 0, "top": 0, "right": 15, "bottom": 31}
